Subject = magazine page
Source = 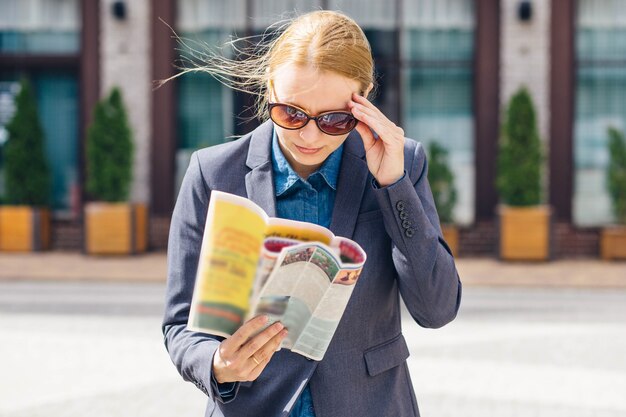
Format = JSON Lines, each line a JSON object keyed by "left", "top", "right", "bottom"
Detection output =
{"left": 187, "top": 191, "right": 269, "bottom": 338}
{"left": 249, "top": 216, "right": 338, "bottom": 304}
{"left": 249, "top": 244, "right": 325, "bottom": 349}
{"left": 266, "top": 217, "right": 334, "bottom": 244}
{"left": 290, "top": 238, "right": 366, "bottom": 360}
{"left": 250, "top": 237, "right": 301, "bottom": 307}
{"left": 251, "top": 238, "right": 365, "bottom": 360}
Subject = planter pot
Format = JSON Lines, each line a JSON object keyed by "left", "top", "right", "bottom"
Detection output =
{"left": 0, "top": 206, "right": 51, "bottom": 252}
{"left": 441, "top": 224, "right": 459, "bottom": 257}
{"left": 499, "top": 205, "right": 551, "bottom": 261}
{"left": 600, "top": 226, "right": 626, "bottom": 260}
{"left": 85, "top": 202, "right": 148, "bottom": 255}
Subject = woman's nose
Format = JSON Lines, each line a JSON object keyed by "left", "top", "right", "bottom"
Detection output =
{"left": 299, "top": 120, "right": 322, "bottom": 143}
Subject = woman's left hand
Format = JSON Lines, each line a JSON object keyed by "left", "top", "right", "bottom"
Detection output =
{"left": 349, "top": 93, "right": 405, "bottom": 187}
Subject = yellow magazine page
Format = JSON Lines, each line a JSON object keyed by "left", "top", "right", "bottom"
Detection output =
{"left": 266, "top": 218, "right": 333, "bottom": 245}
{"left": 188, "top": 191, "right": 268, "bottom": 337}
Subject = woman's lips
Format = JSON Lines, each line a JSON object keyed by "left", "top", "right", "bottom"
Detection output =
{"left": 295, "top": 145, "right": 322, "bottom": 154}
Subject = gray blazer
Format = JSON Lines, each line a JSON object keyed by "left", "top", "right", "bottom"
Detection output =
{"left": 162, "top": 120, "right": 462, "bottom": 417}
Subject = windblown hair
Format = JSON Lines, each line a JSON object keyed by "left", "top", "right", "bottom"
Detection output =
{"left": 159, "top": 10, "right": 376, "bottom": 122}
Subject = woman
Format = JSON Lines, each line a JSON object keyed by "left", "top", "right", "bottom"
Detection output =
{"left": 162, "top": 10, "right": 462, "bottom": 417}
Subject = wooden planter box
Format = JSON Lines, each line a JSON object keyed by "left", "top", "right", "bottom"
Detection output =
{"left": 600, "top": 226, "right": 626, "bottom": 260}
{"left": 499, "top": 205, "right": 551, "bottom": 261}
{"left": 441, "top": 225, "right": 459, "bottom": 257}
{"left": 85, "top": 202, "right": 148, "bottom": 255}
{"left": 0, "top": 206, "right": 51, "bottom": 252}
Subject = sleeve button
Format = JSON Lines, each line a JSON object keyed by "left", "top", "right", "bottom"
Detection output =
{"left": 396, "top": 201, "right": 406, "bottom": 211}
{"left": 402, "top": 220, "right": 411, "bottom": 229}
{"left": 405, "top": 228, "right": 415, "bottom": 238}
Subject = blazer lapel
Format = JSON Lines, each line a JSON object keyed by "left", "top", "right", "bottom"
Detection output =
{"left": 245, "top": 120, "right": 277, "bottom": 217}
{"left": 329, "top": 130, "right": 369, "bottom": 239}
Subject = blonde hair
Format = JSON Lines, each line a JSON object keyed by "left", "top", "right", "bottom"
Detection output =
{"left": 161, "top": 10, "right": 376, "bottom": 122}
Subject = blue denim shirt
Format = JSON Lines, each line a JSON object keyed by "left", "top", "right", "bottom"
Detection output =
{"left": 273, "top": 130, "right": 343, "bottom": 417}
{"left": 272, "top": 131, "right": 342, "bottom": 229}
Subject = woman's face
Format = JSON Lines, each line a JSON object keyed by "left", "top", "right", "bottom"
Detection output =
{"left": 270, "top": 64, "right": 362, "bottom": 179}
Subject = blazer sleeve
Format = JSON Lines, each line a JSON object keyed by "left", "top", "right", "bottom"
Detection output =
{"left": 161, "top": 151, "right": 240, "bottom": 403}
{"left": 372, "top": 142, "right": 462, "bottom": 328}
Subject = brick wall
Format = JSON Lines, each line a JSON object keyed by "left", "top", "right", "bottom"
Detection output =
{"left": 454, "top": 220, "right": 601, "bottom": 259}
{"left": 459, "top": 221, "right": 498, "bottom": 257}
{"left": 553, "top": 222, "right": 600, "bottom": 258}
{"left": 51, "top": 219, "right": 83, "bottom": 251}
{"left": 48, "top": 217, "right": 602, "bottom": 258}
{"left": 149, "top": 215, "right": 170, "bottom": 250}
{"left": 50, "top": 216, "right": 170, "bottom": 252}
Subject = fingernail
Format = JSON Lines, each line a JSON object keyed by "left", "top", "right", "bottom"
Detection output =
{"left": 275, "top": 322, "right": 284, "bottom": 330}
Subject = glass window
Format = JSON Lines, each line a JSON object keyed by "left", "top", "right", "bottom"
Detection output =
{"left": 401, "top": 0, "right": 475, "bottom": 225}
{"left": 328, "top": 0, "right": 395, "bottom": 29}
{"left": 250, "top": 0, "right": 323, "bottom": 30}
{"left": 0, "top": 80, "right": 19, "bottom": 202}
{"left": 0, "top": 72, "right": 79, "bottom": 212}
{"left": 175, "top": 0, "right": 246, "bottom": 195}
{"left": 328, "top": 0, "right": 399, "bottom": 123}
{"left": 0, "top": 0, "right": 80, "bottom": 54}
{"left": 574, "top": 0, "right": 626, "bottom": 225}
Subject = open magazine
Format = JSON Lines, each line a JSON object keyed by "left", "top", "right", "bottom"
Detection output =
{"left": 187, "top": 191, "right": 366, "bottom": 361}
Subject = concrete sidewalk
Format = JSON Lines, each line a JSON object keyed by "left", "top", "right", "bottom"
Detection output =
{"left": 0, "top": 251, "right": 625, "bottom": 288}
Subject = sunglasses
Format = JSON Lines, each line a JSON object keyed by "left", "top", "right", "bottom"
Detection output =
{"left": 268, "top": 102, "right": 358, "bottom": 136}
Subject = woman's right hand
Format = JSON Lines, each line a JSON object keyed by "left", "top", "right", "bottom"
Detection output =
{"left": 213, "top": 315, "right": 288, "bottom": 383}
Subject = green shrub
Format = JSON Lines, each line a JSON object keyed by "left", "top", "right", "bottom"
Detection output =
{"left": 607, "top": 127, "right": 626, "bottom": 224}
{"left": 4, "top": 78, "right": 51, "bottom": 206}
{"left": 86, "top": 87, "right": 133, "bottom": 202}
{"left": 427, "top": 141, "right": 457, "bottom": 224}
{"left": 496, "top": 87, "right": 543, "bottom": 206}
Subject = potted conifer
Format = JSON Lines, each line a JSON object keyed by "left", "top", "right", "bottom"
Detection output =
{"left": 84, "top": 87, "right": 147, "bottom": 255}
{"left": 0, "top": 78, "right": 51, "bottom": 252}
{"left": 427, "top": 142, "right": 459, "bottom": 256}
{"left": 600, "top": 127, "right": 626, "bottom": 260}
{"left": 496, "top": 87, "right": 551, "bottom": 260}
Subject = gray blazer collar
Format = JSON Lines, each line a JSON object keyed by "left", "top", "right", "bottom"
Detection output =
{"left": 246, "top": 120, "right": 275, "bottom": 169}
{"left": 330, "top": 129, "right": 369, "bottom": 239}
{"left": 244, "top": 120, "right": 369, "bottom": 239}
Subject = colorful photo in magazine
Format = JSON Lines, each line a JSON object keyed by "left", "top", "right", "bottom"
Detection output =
{"left": 310, "top": 248, "right": 340, "bottom": 281}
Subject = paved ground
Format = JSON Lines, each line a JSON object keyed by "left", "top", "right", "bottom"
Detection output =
{"left": 0, "top": 278, "right": 625, "bottom": 417}
{"left": 1, "top": 251, "right": 625, "bottom": 288}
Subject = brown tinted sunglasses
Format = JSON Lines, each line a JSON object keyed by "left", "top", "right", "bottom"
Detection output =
{"left": 268, "top": 102, "right": 358, "bottom": 136}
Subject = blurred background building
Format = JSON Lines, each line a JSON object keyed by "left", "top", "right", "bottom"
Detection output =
{"left": 0, "top": 0, "right": 623, "bottom": 257}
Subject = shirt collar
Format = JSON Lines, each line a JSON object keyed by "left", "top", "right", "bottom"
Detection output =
{"left": 271, "top": 129, "right": 343, "bottom": 196}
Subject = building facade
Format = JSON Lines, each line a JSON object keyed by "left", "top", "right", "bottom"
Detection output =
{"left": 1, "top": 0, "right": 624, "bottom": 257}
